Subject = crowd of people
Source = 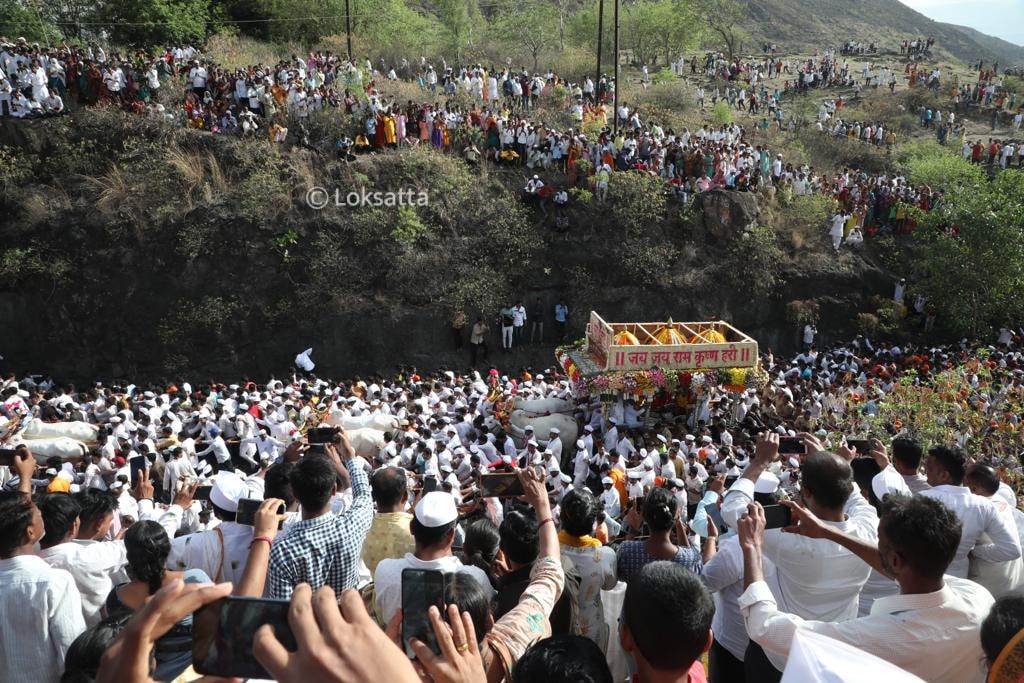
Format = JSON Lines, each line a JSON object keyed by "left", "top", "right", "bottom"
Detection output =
{"left": 1, "top": 323, "right": 1023, "bottom": 682}
{"left": 5, "top": 35, "right": 1021, "bottom": 237}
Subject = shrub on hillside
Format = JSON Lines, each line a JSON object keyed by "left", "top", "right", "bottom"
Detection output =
{"left": 712, "top": 101, "right": 733, "bottom": 125}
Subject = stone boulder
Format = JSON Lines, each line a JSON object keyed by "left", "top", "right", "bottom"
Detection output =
{"left": 697, "top": 190, "right": 761, "bottom": 240}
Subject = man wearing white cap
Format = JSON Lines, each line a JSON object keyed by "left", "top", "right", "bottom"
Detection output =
{"left": 241, "top": 429, "right": 286, "bottom": 464}
{"left": 517, "top": 440, "right": 540, "bottom": 469}
{"left": 540, "top": 449, "right": 562, "bottom": 477}
{"left": 167, "top": 471, "right": 254, "bottom": 584}
{"left": 546, "top": 427, "right": 563, "bottom": 470}
{"left": 599, "top": 476, "right": 621, "bottom": 518}
{"left": 572, "top": 439, "right": 591, "bottom": 489}
{"left": 374, "top": 491, "right": 494, "bottom": 623}
{"left": 581, "top": 424, "right": 595, "bottom": 456}
{"left": 626, "top": 471, "right": 644, "bottom": 501}
{"left": 551, "top": 473, "right": 574, "bottom": 504}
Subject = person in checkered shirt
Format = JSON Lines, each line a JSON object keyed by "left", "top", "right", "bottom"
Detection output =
{"left": 267, "top": 433, "right": 372, "bottom": 599}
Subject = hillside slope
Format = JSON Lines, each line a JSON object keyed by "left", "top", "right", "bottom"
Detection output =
{"left": 740, "top": 0, "right": 1024, "bottom": 65}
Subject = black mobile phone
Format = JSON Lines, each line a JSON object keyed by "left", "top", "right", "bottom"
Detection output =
{"left": 194, "top": 485, "right": 212, "bottom": 502}
{"left": 479, "top": 472, "right": 524, "bottom": 498}
{"left": 235, "top": 498, "right": 264, "bottom": 526}
{"left": 402, "top": 568, "right": 447, "bottom": 658}
{"left": 846, "top": 439, "right": 871, "bottom": 456}
{"left": 763, "top": 504, "right": 793, "bottom": 529}
{"left": 129, "top": 456, "right": 147, "bottom": 487}
{"left": 0, "top": 448, "right": 18, "bottom": 467}
{"left": 192, "top": 596, "right": 297, "bottom": 679}
{"left": 307, "top": 427, "right": 337, "bottom": 444}
{"left": 422, "top": 475, "right": 439, "bottom": 494}
{"left": 778, "top": 437, "right": 806, "bottom": 455}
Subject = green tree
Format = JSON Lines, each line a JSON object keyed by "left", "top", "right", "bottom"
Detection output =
{"left": 435, "top": 0, "right": 482, "bottom": 60}
{"left": 911, "top": 169, "right": 1024, "bottom": 337}
{"left": 623, "top": 0, "right": 701, "bottom": 66}
{"left": 92, "top": 0, "right": 211, "bottom": 46}
{"left": 354, "top": 0, "right": 438, "bottom": 58}
{"left": 899, "top": 141, "right": 985, "bottom": 190}
{"left": 0, "top": 0, "right": 61, "bottom": 42}
{"left": 493, "top": 0, "right": 560, "bottom": 72}
{"left": 702, "top": 0, "right": 746, "bottom": 62}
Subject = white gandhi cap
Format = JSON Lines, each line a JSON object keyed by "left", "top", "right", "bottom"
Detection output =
{"left": 210, "top": 472, "right": 249, "bottom": 512}
{"left": 414, "top": 491, "right": 459, "bottom": 528}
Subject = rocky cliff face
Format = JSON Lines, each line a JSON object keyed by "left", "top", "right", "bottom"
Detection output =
{"left": 0, "top": 115, "right": 890, "bottom": 381}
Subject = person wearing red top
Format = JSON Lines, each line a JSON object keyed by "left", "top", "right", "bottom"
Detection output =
{"left": 621, "top": 560, "right": 713, "bottom": 683}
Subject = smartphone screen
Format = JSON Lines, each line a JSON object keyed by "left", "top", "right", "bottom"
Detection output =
{"left": 763, "top": 504, "right": 793, "bottom": 529}
{"left": 0, "top": 448, "right": 17, "bottom": 467}
{"left": 778, "top": 437, "right": 806, "bottom": 455}
{"left": 402, "top": 568, "right": 447, "bottom": 658}
{"left": 706, "top": 504, "right": 727, "bottom": 533}
{"left": 307, "top": 427, "right": 337, "bottom": 444}
{"left": 192, "top": 596, "right": 296, "bottom": 679}
{"left": 235, "top": 498, "right": 262, "bottom": 526}
{"left": 480, "top": 472, "right": 524, "bottom": 498}
{"left": 194, "top": 485, "right": 212, "bottom": 502}
{"left": 129, "top": 456, "right": 147, "bottom": 487}
{"left": 846, "top": 439, "right": 871, "bottom": 456}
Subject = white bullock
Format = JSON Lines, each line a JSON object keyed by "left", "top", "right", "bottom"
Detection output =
{"left": 344, "top": 428, "right": 386, "bottom": 460}
{"left": 510, "top": 397, "right": 575, "bottom": 417}
{"left": 325, "top": 412, "right": 400, "bottom": 433}
{"left": 12, "top": 437, "right": 89, "bottom": 462}
{"left": 21, "top": 420, "right": 101, "bottom": 445}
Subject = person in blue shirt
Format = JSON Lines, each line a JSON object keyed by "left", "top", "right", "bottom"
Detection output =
{"left": 554, "top": 301, "right": 569, "bottom": 342}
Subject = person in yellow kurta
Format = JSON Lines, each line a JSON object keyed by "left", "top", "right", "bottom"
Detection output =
{"left": 383, "top": 111, "right": 397, "bottom": 148}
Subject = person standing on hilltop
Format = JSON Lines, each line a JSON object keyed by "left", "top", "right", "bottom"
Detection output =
{"left": 469, "top": 316, "right": 490, "bottom": 366}
{"left": 499, "top": 305, "right": 515, "bottom": 351}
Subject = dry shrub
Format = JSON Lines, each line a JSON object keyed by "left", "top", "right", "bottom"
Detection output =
{"left": 167, "top": 146, "right": 205, "bottom": 195}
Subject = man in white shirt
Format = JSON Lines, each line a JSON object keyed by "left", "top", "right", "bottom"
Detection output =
{"left": 0, "top": 451, "right": 85, "bottom": 682}
{"left": 511, "top": 302, "right": 527, "bottom": 346}
{"left": 737, "top": 491, "right": 994, "bottom": 683}
{"left": 167, "top": 472, "right": 254, "bottom": 584}
{"left": 194, "top": 427, "right": 237, "bottom": 472}
{"left": 892, "top": 436, "right": 933, "bottom": 493}
{"left": 37, "top": 493, "right": 127, "bottom": 626}
{"left": 163, "top": 446, "right": 199, "bottom": 493}
{"left": 599, "top": 476, "right": 620, "bottom": 518}
{"left": 572, "top": 440, "right": 591, "bottom": 489}
{"left": 964, "top": 463, "right": 1024, "bottom": 597}
{"left": 374, "top": 491, "right": 493, "bottom": 623}
{"left": 920, "top": 445, "right": 1020, "bottom": 578}
{"left": 723, "top": 433, "right": 877, "bottom": 675}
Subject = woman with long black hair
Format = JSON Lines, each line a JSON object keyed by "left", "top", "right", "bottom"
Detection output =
{"left": 104, "top": 521, "right": 209, "bottom": 681}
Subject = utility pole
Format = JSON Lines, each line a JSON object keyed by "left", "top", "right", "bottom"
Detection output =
{"left": 612, "top": 0, "right": 619, "bottom": 135}
{"left": 345, "top": 0, "right": 353, "bottom": 61}
{"left": 595, "top": 0, "right": 604, "bottom": 105}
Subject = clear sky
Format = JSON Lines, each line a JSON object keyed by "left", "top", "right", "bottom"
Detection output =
{"left": 899, "top": 0, "right": 1024, "bottom": 46}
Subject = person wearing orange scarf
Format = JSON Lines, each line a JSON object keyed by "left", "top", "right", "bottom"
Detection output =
{"left": 558, "top": 488, "right": 617, "bottom": 652}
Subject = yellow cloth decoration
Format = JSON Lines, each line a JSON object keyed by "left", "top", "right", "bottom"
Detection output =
{"left": 558, "top": 530, "right": 603, "bottom": 548}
